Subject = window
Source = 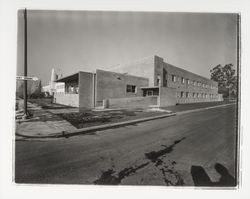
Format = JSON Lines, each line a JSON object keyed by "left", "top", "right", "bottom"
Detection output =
{"left": 181, "top": 91, "right": 184, "bottom": 98}
{"left": 197, "top": 93, "right": 199, "bottom": 98}
{"left": 172, "top": 75, "right": 176, "bottom": 82}
{"left": 181, "top": 77, "right": 185, "bottom": 84}
{"left": 193, "top": 81, "right": 196, "bottom": 86}
{"left": 202, "top": 83, "right": 205, "bottom": 88}
{"left": 186, "top": 79, "right": 189, "bottom": 85}
{"left": 146, "top": 90, "right": 153, "bottom": 96}
{"left": 193, "top": 92, "right": 196, "bottom": 98}
{"left": 126, "top": 85, "right": 137, "bottom": 93}
{"left": 186, "top": 92, "right": 189, "bottom": 98}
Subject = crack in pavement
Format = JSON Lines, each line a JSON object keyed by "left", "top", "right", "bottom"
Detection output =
{"left": 93, "top": 137, "right": 185, "bottom": 185}
{"left": 144, "top": 137, "right": 186, "bottom": 186}
{"left": 145, "top": 137, "right": 186, "bottom": 162}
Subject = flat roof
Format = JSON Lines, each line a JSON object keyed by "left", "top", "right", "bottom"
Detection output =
{"left": 55, "top": 72, "right": 79, "bottom": 83}
{"left": 140, "top": 86, "right": 159, "bottom": 89}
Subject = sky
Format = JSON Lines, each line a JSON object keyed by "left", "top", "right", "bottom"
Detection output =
{"left": 17, "top": 10, "right": 238, "bottom": 86}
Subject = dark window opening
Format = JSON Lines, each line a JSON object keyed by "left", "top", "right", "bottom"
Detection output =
{"left": 181, "top": 91, "right": 184, "bottom": 98}
{"left": 172, "top": 75, "right": 176, "bottom": 82}
{"left": 126, "top": 85, "right": 137, "bottom": 93}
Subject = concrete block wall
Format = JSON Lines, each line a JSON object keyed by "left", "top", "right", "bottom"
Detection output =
{"left": 110, "top": 56, "right": 155, "bottom": 86}
{"left": 218, "top": 94, "right": 224, "bottom": 101}
{"left": 78, "top": 72, "right": 94, "bottom": 108}
{"left": 154, "top": 56, "right": 164, "bottom": 87}
{"left": 163, "top": 61, "right": 218, "bottom": 95}
{"left": 95, "top": 69, "right": 149, "bottom": 106}
{"left": 54, "top": 93, "right": 79, "bottom": 107}
{"left": 176, "top": 94, "right": 221, "bottom": 104}
{"left": 107, "top": 96, "right": 158, "bottom": 109}
{"left": 158, "top": 87, "right": 177, "bottom": 107}
{"left": 153, "top": 56, "right": 223, "bottom": 104}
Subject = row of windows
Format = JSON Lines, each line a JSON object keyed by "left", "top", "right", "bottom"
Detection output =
{"left": 178, "top": 91, "right": 217, "bottom": 99}
{"left": 171, "top": 75, "right": 217, "bottom": 89}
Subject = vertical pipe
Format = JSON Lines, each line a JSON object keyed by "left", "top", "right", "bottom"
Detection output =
{"left": 93, "top": 73, "right": 96, "bottom": 108}
{"left": 23, "top": 8, "right": 28, "bottom": 116}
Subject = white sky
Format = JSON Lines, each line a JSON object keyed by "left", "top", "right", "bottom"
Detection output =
{"left": 17, "top": 10, "right": 238, "bottom": 85}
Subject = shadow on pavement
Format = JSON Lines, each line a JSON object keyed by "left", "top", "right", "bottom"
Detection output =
{"left": 191, "top": 163, "right": 236, "bottom": 187}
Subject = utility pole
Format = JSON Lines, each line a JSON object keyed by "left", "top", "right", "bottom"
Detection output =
{"left": 23, "top": 8, "right": 28, "bottom": 119}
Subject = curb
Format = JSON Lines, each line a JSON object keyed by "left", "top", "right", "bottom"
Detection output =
{"left": 16, "top": 113, "right": 176, "bottom": 138}
{"left": 15, "top": 102, "right": 235, "bottom": 139}
{"left": 176, "top": 103, "right": 235, "bottom": 116}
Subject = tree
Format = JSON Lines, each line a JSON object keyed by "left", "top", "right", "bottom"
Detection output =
{"left": 210, "top": 64, "right": 237, "bottom": 98}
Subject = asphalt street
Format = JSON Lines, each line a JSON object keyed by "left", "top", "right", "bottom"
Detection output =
{"left": 15, "top": 104, "right": 237, "bottom": 186}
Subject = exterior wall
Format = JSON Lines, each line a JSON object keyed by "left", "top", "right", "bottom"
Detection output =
{"left": 158, "top": 87, "right": 177, "bottom": 107}
{"left": 110, "top": 56, "right": 155, "bottom": 86}
{"left": 78, "top": 72, "right": 94, "bottom": 108}
{"left": 95, "top": 69, "right": 149, "bottom": 106}
{"left": 218, "top": 94, "right": 224, "bottom": 101}
{"left": 54, "top": 93, "right": 79, "bottom": 107}
{"left": 154, "top": 56, "right": 165, "bottom": 87}
{"left": 107, "top": 96, "right": 158, "bottom": 109}
{"left": 154, "top": 56, "right": 222, "bottom": 104}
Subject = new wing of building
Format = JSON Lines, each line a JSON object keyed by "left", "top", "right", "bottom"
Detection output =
{"left": 54, "top": 55, "right": 223, "bottom": 109}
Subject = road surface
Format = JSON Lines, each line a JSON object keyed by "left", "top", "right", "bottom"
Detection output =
{"left": 15, "top": 104, "right": 237, "bottom": 186}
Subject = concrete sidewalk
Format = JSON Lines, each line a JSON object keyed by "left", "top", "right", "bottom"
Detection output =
{"left": 16, "top": 102, "right": 77, "bottom": 138}
{"left": 15, "top": 101, "right": 235, "bottom": 139}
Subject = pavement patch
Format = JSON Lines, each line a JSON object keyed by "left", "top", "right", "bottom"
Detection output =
{"left": 144, "top": 138, "right": 186, "bottom": 185}
{"left": 94, "top": 162, "right": 150, "bottom": 185}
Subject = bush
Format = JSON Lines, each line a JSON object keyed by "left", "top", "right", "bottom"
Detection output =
{"left": 29, "top": 92, "right": 45, "bottom": 99}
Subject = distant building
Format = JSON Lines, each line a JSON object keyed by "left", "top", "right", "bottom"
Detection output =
{"left": 42, "top": 68, "right": 65, "bottom": 95}
{"left": 54, "top": 55, "right": 223, "bottom": 108}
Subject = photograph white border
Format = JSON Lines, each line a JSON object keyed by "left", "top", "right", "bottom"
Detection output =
{"left": 0, "top": 0, "right": 249, "bottom": 199}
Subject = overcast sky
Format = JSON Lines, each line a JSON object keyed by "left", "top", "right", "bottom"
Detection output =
{"left": 17, "top": 10, "right": 238, "bottom": 85}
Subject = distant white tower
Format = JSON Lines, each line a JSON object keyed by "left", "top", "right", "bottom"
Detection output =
{"left": 50, "top": 68, "right": 63, "bottom": 93}
{"left": 50, "top": 68, "right": 56, "bottom": 92}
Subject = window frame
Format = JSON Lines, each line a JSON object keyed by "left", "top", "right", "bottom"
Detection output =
{"left": 171, "top": 75, "right": 176, "bottom": 82}
{"left": 126, "top": 84, "right": 137, "bottom": 94}
{"left": 181, "top": 77, "right": 185, "bottom": 84}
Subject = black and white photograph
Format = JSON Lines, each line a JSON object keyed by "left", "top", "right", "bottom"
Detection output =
{"left": 14, "top": 10, "right": 239, "bottom": 187}
{"left": 1, "top": 0, "right": 250, "bottom": 198}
